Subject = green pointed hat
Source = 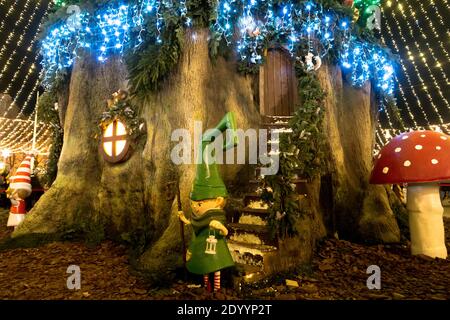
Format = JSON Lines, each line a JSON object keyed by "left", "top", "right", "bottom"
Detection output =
{"left": 190, "top": 145, "right": 228, "bottom": 201}
{"left": 190, "top": 112, "right": 238, "bottom": 201}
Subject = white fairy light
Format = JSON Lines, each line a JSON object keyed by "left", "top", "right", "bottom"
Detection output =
{"left": 381, "top": 6, "right": 432, "bottom": 125}
{"left": 393, "top": 2, "right": 449, "bottom": 113}
{"left": 388, "top": 8, "right": 444, "bottom": 124}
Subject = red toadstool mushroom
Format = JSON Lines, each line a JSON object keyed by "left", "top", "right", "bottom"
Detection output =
{"left": 370, "top": 130, "right": 449, "bottom": 259}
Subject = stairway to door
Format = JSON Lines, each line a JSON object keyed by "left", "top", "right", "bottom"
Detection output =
{"left": 227, "top": 116, "right": 309, "bottom": 283}
{"left": 226, "top": 48, "right": 305, "bottom": 283}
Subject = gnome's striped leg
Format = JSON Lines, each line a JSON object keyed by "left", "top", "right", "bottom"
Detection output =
{"left": 214, "top": 271, "right": 221, "bottom": 292}
{"left": 203, "top": 274, "right": 211, "bottom": 292}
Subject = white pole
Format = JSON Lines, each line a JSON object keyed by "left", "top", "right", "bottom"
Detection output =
{"left": 30, "top": 91, "right": 39, "bottom": 171}
{"left": 32, "top": 92, "right": 39, "bottom": 150}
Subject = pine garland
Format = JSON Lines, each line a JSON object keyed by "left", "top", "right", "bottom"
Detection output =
{"left": 126, "top": 0, "right": 217, "bottom": 97}
{"left": 125, "top": 20, "right": 185, "bottom": 97}
{"left": 40, "top": 0, "right": 394, "bottom": 101}
{"left": 96, "top": 90, "right": 146, "bottom": 147}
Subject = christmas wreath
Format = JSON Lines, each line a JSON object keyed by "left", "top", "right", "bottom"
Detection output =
{"left": 97, "top": 89, "right": 146, "bottom": 146}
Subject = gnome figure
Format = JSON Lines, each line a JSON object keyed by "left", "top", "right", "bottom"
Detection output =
{"left": 178, "top": 112, "right": 238, "bottom": 293}
{"left": 7, "top": 154, "right": 33, "bottom": 229}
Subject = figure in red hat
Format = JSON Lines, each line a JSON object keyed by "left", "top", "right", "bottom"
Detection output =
{"left": 6, "top": 154, "right": 34, "bottom": 229}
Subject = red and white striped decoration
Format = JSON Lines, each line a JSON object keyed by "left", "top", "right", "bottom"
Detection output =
{"left": 7, "top": 197, "right": 27, "bottom": 227}
{"left": 7, "top": 155, "right": 33, "bottom": 228}
{"left": 9, "top": 155, "right": 33, "bottom": 195}
{"left": 203, "top": 274, "right": 210, "bottom": 290}
{"left": 214, "top": 271, "right": 220, "bottom": 292}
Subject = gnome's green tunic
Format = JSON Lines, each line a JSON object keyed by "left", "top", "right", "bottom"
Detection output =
{"left": 186, "top": 112, "right": 237, "bottom": 275}
{"left": 186, "top": 209, "right": 234, "bottom": 274}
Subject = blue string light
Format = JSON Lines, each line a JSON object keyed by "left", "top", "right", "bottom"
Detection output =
{"left": 40, "top": 0, "right": 395, "bottom": 96}
{"left": 96, "top": 5, "right": 131, "bottom": 62}
{"left": 341, "top": 39, "right": 395, "bottom": 95}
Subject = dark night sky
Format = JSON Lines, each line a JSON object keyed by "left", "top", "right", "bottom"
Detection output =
{"left": 0, "top": 0, "right": 49, "bottom": 116}
{"left": 0, "top": 0, "right": 449, "bottom": 129}
{"left": 380, "top": 0, "right": 450, "bottom": 128}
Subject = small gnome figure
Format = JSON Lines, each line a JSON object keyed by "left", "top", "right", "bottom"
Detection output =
{"left": 178, "top": 112, "right": 238, "bottom": 293}
{"left": 6, "top": 154, "right": 33, "bottom": 229}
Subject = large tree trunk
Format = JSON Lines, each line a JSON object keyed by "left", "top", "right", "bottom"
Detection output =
{"left": 13, "top": 28, "right": 400, "bottom": 280}
{"left": 318, "top": 64, "right": 400, "bottom": 243}
{"left": 13, "top": 28, "right": 262, "bottom": 274}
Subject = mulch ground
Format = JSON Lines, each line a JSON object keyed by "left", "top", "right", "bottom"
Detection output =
{"left": 0, "top": 209, "right": 448, "bottom": 300}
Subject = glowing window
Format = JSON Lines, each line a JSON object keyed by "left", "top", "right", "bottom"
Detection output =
{"left": 100, "top": 119, "right": 130, "bottom": 163}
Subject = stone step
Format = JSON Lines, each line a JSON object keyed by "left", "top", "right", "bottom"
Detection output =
{"left": 227, "top": 240, "right": 278, "bottom": 271}
{"left": 235, "top": 263, "right": 262, "bottom": 275}
{"left": 240, "top": 207, "right": 270, "bottom": 215}
{"left": 249, "top": 177, "right": 308, "bottom": 184}
{"left": 233, "top": 263, "right": 267, "bottom": 284}
{"left": 261, "top": 122, "right": 291, "bottom": 128}
{"left": 267, "top": 128, "right": 293, "bottom": 137}
{"left": 234, "top": 207, "right": 270, "bottom": 225}
{"left": 262, "top": 115, "right": 293, "bottom": 124}
{"left": 256, "top": 129, "right": 292, "bottom": 145}
{"left": 228, "top": 223, "right": 277, "bottom": 247}
{"left": 243, "top": 192, "right": 263, "bottom": 202}
{"left": 228, "top": 222, "right": 268, "bottom": 234}
{"left": 248, "top": 178, "right": 264, "bottom": 185}
{"left": 235, "top": 215, "right": 268, "bottom": 227}
{"left": 228, "top": 239, "right": 278, "bottom": 253}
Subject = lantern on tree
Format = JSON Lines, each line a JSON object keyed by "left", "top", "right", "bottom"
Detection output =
{"left": 99, "top": 119, "right": 130, "bottom": 163}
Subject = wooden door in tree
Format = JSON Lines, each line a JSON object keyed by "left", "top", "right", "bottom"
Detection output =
{"left": 259, "top": 48, "right": 298, "bottom": 116}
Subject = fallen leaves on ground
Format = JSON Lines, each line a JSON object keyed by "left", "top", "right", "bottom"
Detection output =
{"left": 0, "top": 209, "right": 448, "bottom": 300}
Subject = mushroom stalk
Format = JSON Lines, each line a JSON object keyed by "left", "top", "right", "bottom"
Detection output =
{"left": 406, "top": 183, "right": 447, "bottom": 259}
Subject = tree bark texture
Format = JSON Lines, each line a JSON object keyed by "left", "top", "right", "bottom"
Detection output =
{"left": 13, "top": 29, "right": 400, "bottom": 279}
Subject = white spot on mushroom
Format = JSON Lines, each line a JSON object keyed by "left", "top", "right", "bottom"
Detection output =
{"left": 431, "top": 159, "right": 439, "bottom": 164}
{"left": 395, "top": 147, "right": 401, "bottom": 153}
{"left": 420, "top": 134, "right": 426, "bottom": 138}
{"left": 377, "top": 153, "right": 382, "bottom": 159}
{"left": 404, "top": 160, "right": 411, "bottom": 167}
{"left": 440, "top": 136, "right": 448, "bottom": 140}
{"left": 382, "top": 167, "right": 389, "bottom": 174}
{"left": 436, "top": 146, "right": 442, "bottom": 150}
{"left": 415, "top": 145, "right": 423, "bottom": 150}
{"left": 402, "top": 135, "right": 409, "bottom": 140}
